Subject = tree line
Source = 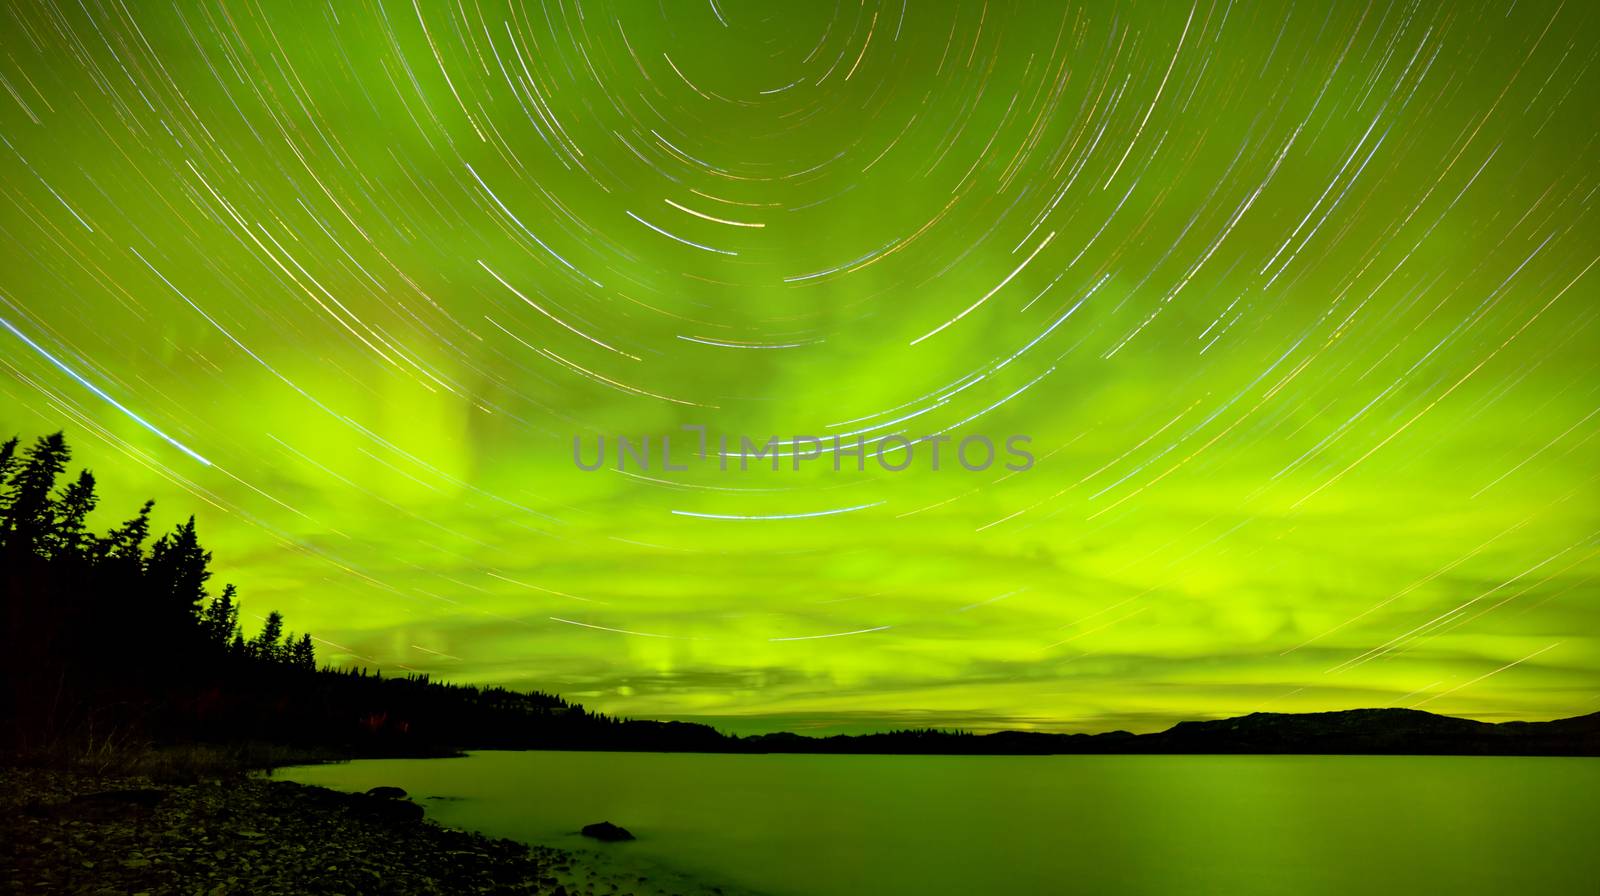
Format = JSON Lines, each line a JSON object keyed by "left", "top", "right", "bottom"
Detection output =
{"left": 0, "top": 431, "right": 736, "bottom": 757}
{"left": 13, "top": 433, "right": 1585, "bottom": 759}
{"left": 11, "top": 431, "right": 1264, "bottom": 759}
{"left": 1, "top": 432, "right": 324, "bottom": 751}
{"left": 0, "top": 432, "right": 316, "bottom": 666}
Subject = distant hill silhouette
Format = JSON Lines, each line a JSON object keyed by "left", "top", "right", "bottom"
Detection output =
{"left": 1145, "top": 707, "right": 1600, "bottom": 755}
{"left": 737, "top": 708, "right": 1600, "bottom": 756}
{"left": 5, "top": 431, "right": 1595, "bottom": 760}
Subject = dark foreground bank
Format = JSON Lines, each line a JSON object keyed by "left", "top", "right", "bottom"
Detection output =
{"left": 0, "top": 767, "right": 731, "bottom": 896}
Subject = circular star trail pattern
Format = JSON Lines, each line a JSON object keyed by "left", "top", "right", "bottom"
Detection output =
{"left": 1, "top": 0, "right": 1597, "bottom": 733}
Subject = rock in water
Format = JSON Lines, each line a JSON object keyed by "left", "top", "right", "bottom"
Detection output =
{"left": 366, "top": 785, "right": 408, "bottom": 799}
{"left": 580, "top": 821, "right": 635, "bottom": 842}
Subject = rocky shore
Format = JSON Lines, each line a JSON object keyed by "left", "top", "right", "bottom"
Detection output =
{"left": 1, "top": 767, "right": 728, "bottom": 896}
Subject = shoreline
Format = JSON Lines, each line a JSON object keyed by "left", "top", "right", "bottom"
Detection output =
{"left": 1, "top": 766, "right": 741, "bottom": 896}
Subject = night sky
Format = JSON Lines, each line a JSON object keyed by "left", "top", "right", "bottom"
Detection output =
{"left": 1, "top": 0, "right": 1596, "bottom": 734}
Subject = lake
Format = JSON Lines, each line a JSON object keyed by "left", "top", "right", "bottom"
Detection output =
{"left": 279, "top": 751, "right": 1600, "bottom": 896}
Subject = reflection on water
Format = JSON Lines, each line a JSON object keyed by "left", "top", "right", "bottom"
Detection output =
{"left": 280, "top": 751, "right": 1600, "bottom": 896}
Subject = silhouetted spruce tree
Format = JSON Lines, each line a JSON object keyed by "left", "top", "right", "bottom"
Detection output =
{"left": 1, "top": 432, "right": 69, "bottom": 552}
{"left": 48, "top": 470, "right": 98, "bottom": 561}
{"left": 146, "top": 516, "right": 212, "bottom": 618}
{"left": 251, "top": 610, "right": 284, "bottom": 662}
{"left": 0, "top": 437, "right": 19, "bottom": 492}
{"left": 201, "top": 583, "right": 240, "bottom": 649}
{"left": 93, "top": 499, "right": 153, "bottom": 570}
{"left": 288, "top": 634, "right": 316, "bottom": 671}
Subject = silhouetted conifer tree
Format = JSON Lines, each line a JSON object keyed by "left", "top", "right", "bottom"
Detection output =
{"left": 251, "top": 610, "right": 284, "bottom": 662}
{"left": 201, "top": 583, "right": 240, "bottom": 648}
{"left": 147, "top": 516, "right": 212, "bottom": 618}
{"left": 2, "top": 432, "right": 69, "bottom": 551}
{"left": 95, "top": 499, "right": 154, "bottom": 569}
{"left": 49, "top": 470, "right": 97, "bottom": 561}
{"left": 0, "top": 437, "right": 19, "bottom": 491}
{"left": 289, "top": 633, "right": 316, "bottom": 671}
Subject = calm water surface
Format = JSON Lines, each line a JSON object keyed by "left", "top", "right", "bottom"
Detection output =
{"left": 280, "top": 752, "right": 1600, "bottom": 896}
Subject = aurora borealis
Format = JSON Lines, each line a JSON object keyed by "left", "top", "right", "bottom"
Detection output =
{"left": 1, "top": 0, "right": 1596, "bottom": 735}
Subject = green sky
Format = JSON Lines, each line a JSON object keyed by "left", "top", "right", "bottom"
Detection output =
{"left": 1, "top": 0, "right": 1596, "bottom": 734}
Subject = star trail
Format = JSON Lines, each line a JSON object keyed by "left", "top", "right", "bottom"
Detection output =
{"left": 1, "top": 0, "right": 1596, "bottom": 734}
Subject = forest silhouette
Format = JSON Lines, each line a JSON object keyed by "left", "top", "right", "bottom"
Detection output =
{"left": 4, "top": 432, "right": 1594, "bottom": 760}
{"left": 0, "top": 431, "right": 732, "bottom": 758}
